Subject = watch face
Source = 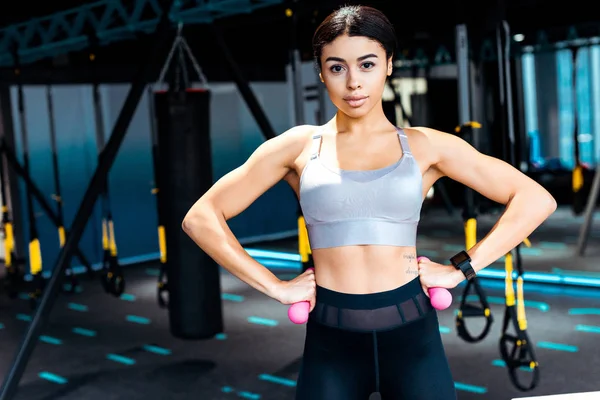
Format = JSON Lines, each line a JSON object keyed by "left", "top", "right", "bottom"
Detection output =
{"left": 452, "top": 251, "right": 469, "bottom": 265}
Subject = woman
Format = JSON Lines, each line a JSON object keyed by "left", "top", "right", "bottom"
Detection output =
{"left": 182, "top": 5, "right": 556, "bottom": 400}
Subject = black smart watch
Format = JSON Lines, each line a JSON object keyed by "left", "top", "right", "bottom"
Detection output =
{"left": 450, "top": 251, "right": 476, "bottom": 281}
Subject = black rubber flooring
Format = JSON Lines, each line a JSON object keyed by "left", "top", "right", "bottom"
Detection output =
{"left": 1, "top": 205, "right": 600, "bottom": 399}
{"left": 1, "top": 262, "right": 600, "bottom": 400}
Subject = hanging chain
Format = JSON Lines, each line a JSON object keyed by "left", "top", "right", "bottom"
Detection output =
{"left": 156, "top": 22, "right": 207, "bottom": 88}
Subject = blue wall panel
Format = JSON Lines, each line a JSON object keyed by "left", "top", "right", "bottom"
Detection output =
{"left": 9, "top": 81, "right": 300, "bottom": 272}
{"left": 10, "top": 85, "right": 102, "bottom": 273}
{"left": 52, "top": 85, "right": 104, "bottom": 268}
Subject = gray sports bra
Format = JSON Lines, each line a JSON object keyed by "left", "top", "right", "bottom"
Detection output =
{"left": 298, "top": 127, "right": 423, "bottom": 249}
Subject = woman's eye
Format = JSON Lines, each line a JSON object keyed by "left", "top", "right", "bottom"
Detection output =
{"left": 362, "top": 62, "right": 375, "bottom": 69}
{"left": 330, "top": 65, "right": 344, "bottom": 73}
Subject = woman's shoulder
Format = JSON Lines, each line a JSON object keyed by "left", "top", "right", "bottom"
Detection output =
{"left": 259, "top": 124, "right": 323, "bottom": 164}
{"left": 400, "top": 126, "right": 453, "bottom": 167}
{"left": 274, "top": 124, "right": 323, "bottom": 151}
{"left": 401, "top": 126, "right": 457, "bottom": 149}
{"left": 402, "top": 126, "right": 443, "bottom": 139}
{"left": 280, "top": 124, "right": 323, "bottom": 140}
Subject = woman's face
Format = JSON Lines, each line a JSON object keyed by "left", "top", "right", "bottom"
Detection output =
{"left": 320, "top": 34, "right": 392, "bottom": 119}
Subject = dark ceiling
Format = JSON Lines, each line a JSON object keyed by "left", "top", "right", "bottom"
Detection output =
{"left": 0, "top": 0, "right": 597, "bottom": 83}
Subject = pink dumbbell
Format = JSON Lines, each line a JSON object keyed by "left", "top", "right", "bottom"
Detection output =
{"left": 417, "top": 256, "right": 453, "bottom": 310}
{"left": 288, "top": 301, "right": 310, "bottom": 324}
{"left": 288, "top": 268, "right": 314, "bottom": 324}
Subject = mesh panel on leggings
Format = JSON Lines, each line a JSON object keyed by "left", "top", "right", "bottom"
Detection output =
{"left": 312, "top": 291, "right": 433, "bottom": 332}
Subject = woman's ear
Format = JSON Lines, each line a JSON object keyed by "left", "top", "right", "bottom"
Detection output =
{"left": 387, "top": 57, "right": 393, "bottom": 76}
{"left": 319, "top": 72, "right": 324, "bottom": 82}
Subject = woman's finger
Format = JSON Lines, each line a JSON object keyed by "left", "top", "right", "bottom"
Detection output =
{"left": 421, "top": 283, "right": 430, "bottom": 298}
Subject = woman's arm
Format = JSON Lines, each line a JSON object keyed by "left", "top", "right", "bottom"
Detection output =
{"left": 182, "top": 125, "right": 311, "bottom": 300}
{"left": 422, "top": 127, "right": 557, "bottom": 282}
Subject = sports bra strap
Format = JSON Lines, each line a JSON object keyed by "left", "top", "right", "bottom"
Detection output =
{"left": 310, "top": 134, "right": 322, "bottom": 160}
{"left": 397, "top": 128, "right": 412, "bottom": 156}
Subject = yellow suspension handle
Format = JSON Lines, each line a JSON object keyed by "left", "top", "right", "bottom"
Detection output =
{"left": 464, "top": 218, "right": 477, "bottom": 250}
{"left": 517, "top": 276, "right": 527, "bottom": 330}
{"left": 298, "top": 215, "right": 311, "bottom": 263}
{"left": 29, "top": 238, "right": 42, "bottom": 275}
{"left": 4, "top": 221, "right": 14, "bottom": 267}
{"left": 108, "top": 219, "right": 117, "bottom": 257}
{"left": 504, "top": 252, "right": 515, "bottom": 307}
{"left": 158, "top": 225, "right": 166, "bottom": 263}
{"left": 58, "top": 226, "right": 65, "bottom": 247}
{"left": 102, "top": 219, "right": 109, "bottom": 250}
{"left": 516, "top": 238, "right": 531, "bottom": 330}
{"left": 572, "top": 165, "right": 583, "bottom": 192}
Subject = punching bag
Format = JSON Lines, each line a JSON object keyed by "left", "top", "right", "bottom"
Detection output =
{"left": 153, "top": 88, "right": 224, "bottom": 339}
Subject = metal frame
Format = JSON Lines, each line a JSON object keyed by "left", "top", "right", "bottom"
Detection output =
{"left": 0, "top": 1, "right": 176, "bottom": 398}
{"left": 0, "top": 0, "right": 286, "bottom": 394}
{"left": 0, "top": 0, "right": 285, "bottom": 67}
{"left": 576, "top": 167, "right": 600, "bottom": 256}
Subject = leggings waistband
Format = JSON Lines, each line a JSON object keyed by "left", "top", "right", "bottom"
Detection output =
{"left": 310, "top": 277, "right": 434, "bottom": 332}
{"left": 315, "top": 276, "right": 424, "bottom": 309}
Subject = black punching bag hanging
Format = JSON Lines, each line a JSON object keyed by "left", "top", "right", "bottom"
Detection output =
{"left": 153, "top": 88, "right": 224, "bottom": 339}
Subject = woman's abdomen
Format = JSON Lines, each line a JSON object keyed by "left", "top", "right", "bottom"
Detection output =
{"left": 312, "top": 245, "right": 420, "bottom": 294}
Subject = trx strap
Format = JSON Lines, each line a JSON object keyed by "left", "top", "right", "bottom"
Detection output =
{"left": 12, "top": 51, "right": 44, "bottom": 309}
{"left": 148, "top": 86, "right": 168, "bottom": 308}
{"left": 454, "top": 122, "right": 494, "bottom": 343}
{"left": 0, "top": 141, "right": 20, "bottom": 298}
{"left": 570, "top": 46, "right": 585, "bottom": 215}
{"left": 46, "top": 85, "right": 79, "bottom": 294}
{"left": 93, "top": 82, "right": 124, "bottom": 297}
{"left": 89, "top": 44, "right": 125, "bottom": 297}
{"left": 495, "top": 20, "right": 539, "bottom": 391}
{"left": 499, "top": 239, "right": 540, "bottom": 391}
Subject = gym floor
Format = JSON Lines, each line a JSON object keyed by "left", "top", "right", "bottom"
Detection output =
{"left": 1, "top": 205, "right": 600, "bottom": 400}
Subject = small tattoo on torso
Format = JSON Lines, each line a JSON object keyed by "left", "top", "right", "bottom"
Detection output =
{"left": 403, "top": 254, "right": 416, "bottom": 262}
{"left": 404, "top": 253, "right": 418, "bottom": 275}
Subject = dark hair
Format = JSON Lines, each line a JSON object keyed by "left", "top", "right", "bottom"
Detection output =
{"left": 312, "top": 5, "right": 397, "bottom": 71}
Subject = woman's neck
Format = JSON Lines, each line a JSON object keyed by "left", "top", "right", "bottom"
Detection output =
{"left": 332, "top": 103, "right": 393, "bottom": 136}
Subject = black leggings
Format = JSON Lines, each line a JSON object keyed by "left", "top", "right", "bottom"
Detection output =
{"left": 295, "top": 277, "right": 457, "bottom": 400}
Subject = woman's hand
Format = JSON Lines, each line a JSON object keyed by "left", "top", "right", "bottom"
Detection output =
{"left": 272, "top": 268, "right": 317, "bottom": 311}
{"left": 417, "top": 258, "right": 463, "bottom": 297}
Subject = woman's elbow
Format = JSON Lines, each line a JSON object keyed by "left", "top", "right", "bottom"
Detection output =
{"left": 182, "top": 206, "right": 211, "bottom": 236}
{"left": 533, "top": 186, "right": 557, "bottom": 217}
{"left": 181, "top": 212, "right": 198, "bottom": 235}
{"left": 546, "top": 193, "right": 558, "bottom": 214}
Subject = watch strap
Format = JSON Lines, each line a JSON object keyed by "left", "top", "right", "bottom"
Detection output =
{"left": 450, "top": 251, "right": 477, "bottom": 281}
